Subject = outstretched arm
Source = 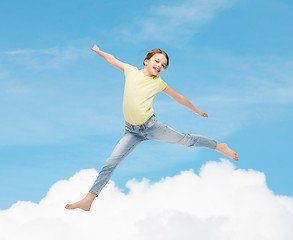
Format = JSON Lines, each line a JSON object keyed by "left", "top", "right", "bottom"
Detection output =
{"left": 162, "top": 86, "right": 208, "bottom": 118}
{"left": 91, "top": 44, "right": 125, "bottom": 72}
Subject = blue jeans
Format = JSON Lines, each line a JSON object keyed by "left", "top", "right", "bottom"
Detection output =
{"left": 89, "top": 115, "right": 217, "bottom": 196}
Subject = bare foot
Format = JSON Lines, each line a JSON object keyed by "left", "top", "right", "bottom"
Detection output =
{"left": 215, "top": 143, "right": 239, "bottom": 161}
{"left": 65, "top": 192, "right": 96, "bottom": 211}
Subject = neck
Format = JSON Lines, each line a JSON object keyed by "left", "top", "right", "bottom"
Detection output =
{"left": 142, "top": 68, "right": 155, "bottom": 77}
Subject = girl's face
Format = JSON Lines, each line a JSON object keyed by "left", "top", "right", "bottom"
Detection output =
{"left": 143, "top": 53, "right": 168, "bottom": 77}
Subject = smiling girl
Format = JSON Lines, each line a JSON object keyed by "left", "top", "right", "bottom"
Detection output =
{"left": 65, "top": 44, "right": 238, "bottom": 211}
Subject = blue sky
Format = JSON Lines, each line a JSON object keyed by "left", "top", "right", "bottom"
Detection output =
{"left": 0, "top": 0, "right": 292, "bottom": 210}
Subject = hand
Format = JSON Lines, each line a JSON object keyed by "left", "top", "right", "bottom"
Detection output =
{"left": 91, "top": 44, "right": 100, "bottom": 52}
{"left": 198, "top": 111, "right": 208, "bottom": 118}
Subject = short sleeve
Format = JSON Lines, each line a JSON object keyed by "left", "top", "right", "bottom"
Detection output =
{"left": 158, "top": 78, "right": 168, "bottom": 92}
{"left": 124, "top": 64, "right": 138, "bottom": 78}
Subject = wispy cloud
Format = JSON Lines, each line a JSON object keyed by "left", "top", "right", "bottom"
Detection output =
{"left": 0, "top": 48, "right": 58, "bottom": 55}
{"left": 198, "top": 53, "right": 293, "bottom": 104}
{"left": 1, "top": 48, "right": 291, "bottom": 148}
{"left": 155, "top": 52, "right": 293, "bottom": 140}
{"left": 1, "top": 159, "right": 292, "bottom": 240}
{"left": 116, "top": 0, "right": 239, "bottom": 44}
{"left": 0, "top": 77, "right": 123, "bottom": 147}
{"left": 0, "top": 45, "right": 89, "bottom": 70}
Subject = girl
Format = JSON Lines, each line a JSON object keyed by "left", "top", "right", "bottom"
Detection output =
{"left": 65, "top": 44, "right": 238, "bottom": 211}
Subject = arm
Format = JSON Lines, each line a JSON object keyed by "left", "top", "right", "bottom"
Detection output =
{"left": 162, "top": 86, "right": 208, "bottom": 118}
{"left": 91, "top": 44, "right": 125, "bottom": 72}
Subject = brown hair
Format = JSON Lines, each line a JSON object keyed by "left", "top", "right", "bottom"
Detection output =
{"left": 143, "top": 49, "right": 169, "bottom": 68}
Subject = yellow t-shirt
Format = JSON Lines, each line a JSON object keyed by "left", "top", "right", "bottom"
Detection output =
{"left": 123, "top": 64, "right": 168, "bottom": 125}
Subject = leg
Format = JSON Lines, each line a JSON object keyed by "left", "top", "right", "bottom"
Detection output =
{"left": 89, "top": 132, "right": 143, "bottom": 196}
{"left": 65, "top": 132, "right": 143, "bottom": 211}
{"left": 145, "top": 121, "right": 238, "bottom": 161}
{"left": 145, "top": 121, "right": 217, "bottom": 149}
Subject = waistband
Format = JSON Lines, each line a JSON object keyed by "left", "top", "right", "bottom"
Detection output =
{"left": 125, "top": 115, "right": 157, "bottom": 130}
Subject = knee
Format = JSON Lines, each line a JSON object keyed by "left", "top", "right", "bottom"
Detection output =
{"left": 105, "top": 154, "right": 124, "bottom": 166}
{"left": 178, "top": 133, "right": 198, "bottom": 147}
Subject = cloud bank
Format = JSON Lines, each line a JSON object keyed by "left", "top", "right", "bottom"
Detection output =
{"left": 1, "top": 159, "right": 292, "bottom": 240}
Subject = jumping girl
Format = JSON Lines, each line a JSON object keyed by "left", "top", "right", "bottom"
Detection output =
{"left": 65, "top": 44, "right": 238, "bottom": 211}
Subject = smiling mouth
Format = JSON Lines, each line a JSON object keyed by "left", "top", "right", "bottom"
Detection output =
{"left": 154, "top": 67, "right": 160, "bottom": 73}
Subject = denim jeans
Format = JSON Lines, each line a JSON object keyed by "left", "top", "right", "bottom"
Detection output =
{"left": 89, "top": 115, "right": 217, "bottom": 196}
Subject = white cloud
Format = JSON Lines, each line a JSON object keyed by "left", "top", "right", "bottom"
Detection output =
{"left": 0, "top": 74, "right": 124, "bottom": 147}
{"left": 0, "top": 43, "right": 124, "bottom": 147}
{"left": 155, "top": 52, "right": 293, "bottom": 141}
{"left": 153, "top": 0, "right": 236, "bottom": 23}
{"left": 0, "top": 49, "right": 58, "bottom": 55}
{"left": 1, "top": 44, "right": 291, "bottom": 148}
{"left": 116, "top": 0, "right": 239, "bottom": 43}
{"left": 0, "top": 45, "right": 89, "bottom": 70}
{"left": 1, "top": 159, "right": 292, "bottom": 240}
